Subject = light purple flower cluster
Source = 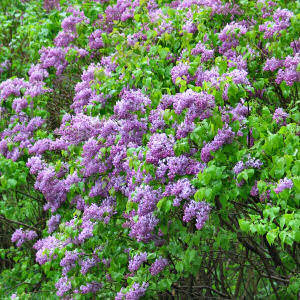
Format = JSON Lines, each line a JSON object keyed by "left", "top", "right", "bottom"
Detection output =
{"left": 83, "top": 197, "right": 116, "bottom": 224}
{"left": 43, "top": 0, "right": 60, "bottom": 11}
{"left": 130, "top": 185, "right": 161, "bottom": 216}
{"left": 149, "top": 257, "right": 168, "bottom": 276}
{"left": 259, "top": 8, "right": 294, "bottom": 39}
{"left": 163, "top": 178, "right": 196, "bottom": 206}
{"left": 114, "top": 90, "right": 151, "bottom": 119}
{"left": 89, "top": 29, "right": 104, "bottom": 49}
{"left": 72, "top": 63, "right": 105, "bottom": 113}
{"left": 233, "top": 155, "right": 263, "bottom": 174}
{"left": 274, "top": 177, "right": 293, "bottom": 194}
{"left": 191, "top": 42, "right": 214, "bottom": 62}
{"left": 156, "top": 155, "right": 205, "bottom": 180}
{"left": 171, "top": 62, "right": 192, "bottom": 84}
{"left": 60, "top": 250, "right": 80, "bottom": 275}
{"left": 79, "top": 255, "right": 100, "bottom": 275}
{"left": 33, "top": 236, "right": 62, "bottom": 265}
{"left": 125, "top": 212, "right": 159, "bottom": 242}
{"left": 275, "top": 54, "right": 300, "bottom": 86}
{"left": 48, "top": 214, "right": 61, "bottom": 233}
{"left": 55, "top": 276, "right": 71, "bottom": 297}
{"left": 219, "top": 21, "right": 248, "bottom": 54}
{"left": 11, "top": 228, "right": 38, "bottom": 247}
{"left": 128, "top": 252, "right": 147, "bottom": 272}
{"left": 273, "top": 108, "right": 289, "bottom": 124}
{"left": 201, "top": 126, "right": 235, "bottom": 163}
{"left": 182, "top": 21, "right": 197, "bottom": 34}
{"left": 115, "top": 282, "right": 148, "bottom": 300}
{"left": 146, "top": 133, "right": 175, "bottom": 164}
{"left": 183, "top": 200, "right": 211, "bottom": 230}
{"left": 79, "top": 282, "right": 102, "bottom": 294}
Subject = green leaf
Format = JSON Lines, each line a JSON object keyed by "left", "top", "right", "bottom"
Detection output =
{"left": 266, "top": 230, "right": 278, "bottom": 245}
{"left": 239, "top": 219, "right": 250, "bottom": 232}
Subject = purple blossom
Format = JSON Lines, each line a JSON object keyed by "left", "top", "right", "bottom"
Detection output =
{"left": 128, "top": 252, "right": 147, "bottom": 272}
{"left": 80, "top": 282, "right": 102, "bottom": 294}
{"left": 171, "top": 62, "right": 192, "bottom": 84}
{"left": 146, "top": 133, "right": 175, "bottom": 164}
{"left": 55, "top": 276, "right": 71, "bottom": 297}
{"left": 183, "top": 200, "right": 211, "bottom": 230}
{"left": 48, "top": 214, "right": 61, "bottom": 233}
{"left": 33, "top": 236, "right": 62, "bottom": 265}
{"left": 149, "top": 257, "right": 168, "bottom": 276}
{"left": 273, "top": 108, "right": 289, "bottom": 124}
{"left": 115, "top": 283, "right": 148, "bottom": 300}
{"left": 11, "top": 228, "right": 38, "bottom": 248}
{"left": 201, "top": 126, "right": 235, "bottom": 163}
{"left": 274, "top": 178, "right": 293, "bottom": 194}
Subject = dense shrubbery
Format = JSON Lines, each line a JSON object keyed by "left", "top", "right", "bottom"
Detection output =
{"left": 0, "top": 0, "right": 299, "bottom": 299}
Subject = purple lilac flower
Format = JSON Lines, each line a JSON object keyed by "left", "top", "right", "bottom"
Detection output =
{"left": 80, "top": 282, "right": 102, "bottom": 294}
{"left": 48, "top": 214, "right": 61, "bottom": 233}
{"left": 55, "top": 276, "right": 71, "bottom": 297}
{"left": 11, "top": 228, "right": 38, "bottom": 248}
{"left": 149, "top": 258, "right": 168, "bottom": 276}
{"left": 128, "top": 252, "right": 147, "bottom": 272}
{"left": 183, "top": 200, "right": 211, "bottom": 230}
{"left": 130, "top": 185, "right": 161, "bottom": 216}
{"left": 201, "top": 126, "right": 235, "bottom": 163}
{"left": 274, "top": 178, "right": 293, "bottom": 194}
{"left": 171, "top": 62, "right": 192, "bottom": 84}
{"left": 79, "top": 255, "right": 100, "bottom": 275}
{"left": 33, "top": 236, "right": 62, "bottom": 265}
{"left": 273, "top": 108, "right": 289, "bottom": 124}
{"left": 115, "top": 282, "right": 148, "bottom": 300}
{"left": 128, "top": 213, "right": 159, "bottom": 242}
{"left": 146, "top": 133, "right": 175, "bottom": 164}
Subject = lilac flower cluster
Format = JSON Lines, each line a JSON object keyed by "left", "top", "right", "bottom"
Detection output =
{"left": 33, "top": 236, "right": 62, "bottom": 265}
{"left": 125, "top": 212, "right": 159, "bottom": 242}
{"left": 115, "top": 282, "right": 148, "bottom": 300}
{"left": 156, "top": 155, "right": 205, "bottom": 180}
{"left": 130, "top": 185, "right": 161, "bottom": 216}
{"left": 191, "top": 42, "right": 214, "bottom": 62}
{"left": 163, "top": 178, "right": 196, "bottom": 206}
{"left": 171, "top": 62, "right": 192, "bottom": 84}
{"left": 146, "top": 133, "right": 175, "bottom": 164}
{"left": 183, "top": 200, "right": 211, "bottom": 230}
{"left": 48, "top": 214, "right": 61, "bottom": 233}
{"left": 79, "top": 282, "right": 102, "bottom": 294}
{"left": 149, "top": 258, "right": 168, "bottom": 276}
{"left": 55, "top": 276, "right": 71, "bottom": 297}
{"left": 201, "top": 126, "right": 235, "bottom": 163}
{"left": 128, "top": 252, "right": 147, "bottom": 272}
{"left": 273, "top": 108, "right": 289, "bottom": 124}
{"left": 274, "top": 177, "right": 293, "bottom": 194}
{"left": 233, "top": 155, "right": 263, "bottom": 174}
{"left": 275, "top": 54, "right": 300, "bottom": 86}
{"left": 60, "top": 250, "right": 80, "bottom": 275}
{"left": 11, "top": 228, "right": 38, "bottom": 248}
{"left": 259, "top": 8, "right": 294, "bottom": 39}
